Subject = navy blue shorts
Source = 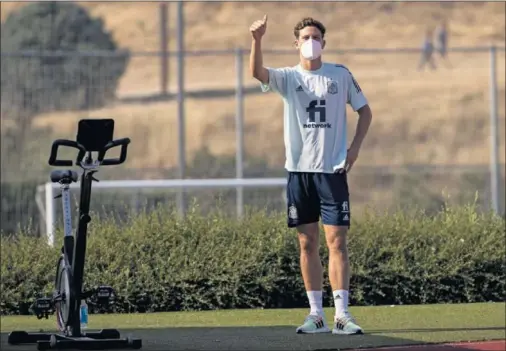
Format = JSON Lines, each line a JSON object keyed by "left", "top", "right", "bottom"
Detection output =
{"left": 286, "top": 171, "right": 351, "bottom": 228}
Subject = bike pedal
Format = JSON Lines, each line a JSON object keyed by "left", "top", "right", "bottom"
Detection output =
{"left": 97, "top": 285, "right": 115, "bottom": 298}
{"left": 32, "top": 297, "right": 54, "bottom": 320}
{"left": 95, "top": 285, "right": 115, "bottom": 306}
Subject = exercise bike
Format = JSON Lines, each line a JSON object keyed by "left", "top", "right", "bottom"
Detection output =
{"left": 8, "top": 119, "right": 142, "bottom": 350}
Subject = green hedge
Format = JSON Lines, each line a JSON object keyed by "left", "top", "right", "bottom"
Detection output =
{"left": 1, "top": 203, "right": 504, "bottom": 315}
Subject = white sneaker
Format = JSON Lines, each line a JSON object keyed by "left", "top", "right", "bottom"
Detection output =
{"left": 332, "top": 312, "right": 364, "bottom": 335}
{"left": 296, "top": 314, "right": 331, "bottom": 334}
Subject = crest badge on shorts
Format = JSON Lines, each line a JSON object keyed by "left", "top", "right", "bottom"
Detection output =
{"left": 327, "top": 80, "right": 338, "bottom": 95}
{"left": 288, "top": 204, "right": 298, "bottom": 220}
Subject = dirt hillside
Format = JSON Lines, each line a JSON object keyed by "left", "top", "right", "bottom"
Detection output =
{"left": 1, "top": 2, "right": 505, "bottom": 171}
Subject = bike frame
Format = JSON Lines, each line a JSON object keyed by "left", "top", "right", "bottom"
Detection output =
{"left": 60, "top": 183, "right": 73, "bottom": 265}
{"left": 7, "top": 120, "right": 141, "bottom": 350}
{"left": 61, "top": 153, "right": 100, "bottom": 337}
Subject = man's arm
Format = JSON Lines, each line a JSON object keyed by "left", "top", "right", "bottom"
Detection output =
{"left": 249, "top": 15, "right": 288, "bottom": 95}
{"left": 350, "top": 104, "right": 372, "bottom": 151}
{"left": 347, "top": 71, "right": 372, "bottom": 149}
{"left": 250, "top": 39, "right": 269, "bottom": 84}
{"left": 344, "top": 70, "right": 373, "bottom": 172}
{"left": 249, "top": 15, "right": 269, "bottom": 84}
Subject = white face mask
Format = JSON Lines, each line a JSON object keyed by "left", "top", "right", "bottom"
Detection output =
{"left": 300, "top": 39, "right": 322, "bottom": 60}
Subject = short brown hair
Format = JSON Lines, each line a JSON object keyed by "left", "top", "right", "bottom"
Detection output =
{"left": 294, "top": 17, "right": 326, "bottom": 39}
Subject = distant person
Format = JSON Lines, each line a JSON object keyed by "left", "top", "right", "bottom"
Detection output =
{"left": 418, "top": 28, "right": 437, "bottom": 71}
{"left": 250, "top": 15, "right": 373, "bottom": 335}
{"left": 436, "top": 20, "right": 452, "bottom": 68}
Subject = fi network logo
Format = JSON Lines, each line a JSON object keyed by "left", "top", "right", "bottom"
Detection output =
{"left": 304, "top": 100, "right": 331, "bottom": 128}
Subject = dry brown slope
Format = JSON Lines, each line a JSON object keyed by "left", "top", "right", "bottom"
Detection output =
{"left": 1, "top": 2, "right": 505, "bottom": 170}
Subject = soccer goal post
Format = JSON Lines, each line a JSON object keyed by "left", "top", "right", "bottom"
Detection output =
{"left": 39, "top": 178, "right": 287, "bottom": 246}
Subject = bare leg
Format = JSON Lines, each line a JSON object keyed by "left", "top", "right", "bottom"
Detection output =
{"left": 294, "top": 222, "right": 334, "bottom": 333}
{"left": 298, "top": 222, "right": 323, "bottom": 292}
{"left": 324, "top": 225, "right": 350, "bottom": 316}
{"left": 298, "top": 222, "right": 324, "bottom": 316}
{"left": 324, "top": 224, "right": 363, "bottom": 334}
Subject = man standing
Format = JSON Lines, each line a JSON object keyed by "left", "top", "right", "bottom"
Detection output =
{"left": 436, "top": 20, "right": 452, "bottom": 68}
{"left": 249, "top": 16, "right": 373, "bottom": 335}
{"left": 418, "top": 28, "right": 437, "bottom": 71}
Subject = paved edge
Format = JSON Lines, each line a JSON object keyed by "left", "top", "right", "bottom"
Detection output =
{"left": 349, "top": 340, "right": 505, "bottom": 351}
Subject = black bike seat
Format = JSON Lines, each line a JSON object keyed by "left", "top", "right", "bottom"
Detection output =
{"left": 50, "top": 170, "right": 79, "bottom": 184}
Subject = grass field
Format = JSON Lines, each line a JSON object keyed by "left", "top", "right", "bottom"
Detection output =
{"left": 2, "top": 303, "right": 505, "bottom": 345}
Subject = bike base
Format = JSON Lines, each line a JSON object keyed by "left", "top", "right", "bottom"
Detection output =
{"left": 8, "top": 329, "right": 142, "bottom": 350}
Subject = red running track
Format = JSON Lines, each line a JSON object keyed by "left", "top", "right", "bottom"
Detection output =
{"left": 350, "top": 340, "right": 505, "bottom": 351}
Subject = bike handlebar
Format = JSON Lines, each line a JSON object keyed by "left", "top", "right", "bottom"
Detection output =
{"left": 98, "top": 138, "right": 131, "bottom": 166}
{"left": 48, "top": 140, "right": 86, "bottom": 167}
{"left": 48, "top": 138, "right": 131, "bottom": 167}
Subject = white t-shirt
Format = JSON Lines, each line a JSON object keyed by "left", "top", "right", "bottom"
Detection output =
{"left": 261, "top": 62, "right": 368, "bottom": 173}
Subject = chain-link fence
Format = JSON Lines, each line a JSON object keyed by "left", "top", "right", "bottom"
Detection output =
{"left": 1, "top": 46, "right": 504, "bottom": 237}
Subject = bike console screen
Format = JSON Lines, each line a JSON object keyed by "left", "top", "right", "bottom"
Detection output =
{"left": 77, "top": 119, "right": 115, "bottom": 152}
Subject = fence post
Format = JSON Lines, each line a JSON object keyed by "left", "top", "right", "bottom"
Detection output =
{"left": 159, "top": 2, "right": 169, "bottom": 96}
{"left": 176, "top": 1, "right": 186, "bottom": 216}
{"left": 489, "top": 45, "right": 500, "bottom": 214}
{"left": 235, "top": 48, "right": 245, "bottom": 219}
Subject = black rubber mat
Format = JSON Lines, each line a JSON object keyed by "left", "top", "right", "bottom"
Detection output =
{"left": 1, "top": 327, "right": 429, "bottom": 351}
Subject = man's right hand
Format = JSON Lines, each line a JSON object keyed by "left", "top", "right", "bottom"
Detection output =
{"left": 250, "top": 15, "right": 268, "bottom": 41}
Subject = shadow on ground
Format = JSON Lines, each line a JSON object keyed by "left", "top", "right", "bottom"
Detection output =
{"left": 1, "top": 326, "right": 503, "bottom": 351}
